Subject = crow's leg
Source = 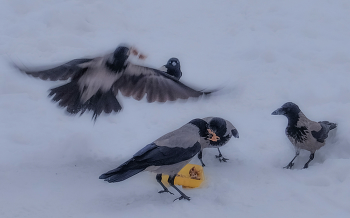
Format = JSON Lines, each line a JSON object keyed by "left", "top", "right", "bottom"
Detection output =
{"left": 303, "top": 153, "right": 315, "bottom": 169}
{"left": 156, "top": 174, "right": 173, "bottom": 195}
{"left": 197, "top": 151, "right": 205, "bottom": 167}
{"left": 215, "top": 148, "right": 229, "bottom": 162}
{"left": 284, "top": 150, "right": 300, "bottom": 169}
{"left": 168, "top": 175, "right": 190, "bottom": 201}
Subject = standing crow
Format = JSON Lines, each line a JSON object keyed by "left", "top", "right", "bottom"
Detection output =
{"left": 197, "top": 117, "right": 239, "bottom": 166}
{"left": 272, "top": 102, "right": 337, "bottom": 169}
{"left": 99, "top": 117, "right": 232, "bottom": 201}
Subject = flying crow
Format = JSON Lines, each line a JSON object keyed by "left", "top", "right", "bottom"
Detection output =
{"left": 15, "top": 45, "right": 210, "bottom": 121}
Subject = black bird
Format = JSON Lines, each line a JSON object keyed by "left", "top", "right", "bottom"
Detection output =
{"left": 99, "top": 117, "right": 231, "bottom": 201}
{"left": 160, "top": 57, "right": 182, "bottom": 79}
{"left": 15, "top": 45, "right": 210, "bottom": 120}
{"left": 272, "top": 102, "right": 337, "bottom": 169}
{"left": 197, "top": 117, "right": 239, "bottom": 166}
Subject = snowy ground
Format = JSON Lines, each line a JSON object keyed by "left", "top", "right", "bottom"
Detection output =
{"left": 1, "top": 0, "right": 350, "bottom": 217}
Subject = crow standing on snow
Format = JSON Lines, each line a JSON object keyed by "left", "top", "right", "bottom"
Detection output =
{"left": 15, "top": 45, "right": 210, "bottom": 120}
{"left": 272, "top": 102, "right": 337, "bottom": 169}
{"left": 197, "top": 117, "right": 239, "bottom": 166}
{"left": 99, "top": 117, "right": 232, "bottom": 201}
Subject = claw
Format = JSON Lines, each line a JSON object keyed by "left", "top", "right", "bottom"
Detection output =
{"left": 283, "top": 162, "right": 294, "bottom": 169}
{"left": 216, "top": 154, "right": 229, "bottom": 163}
{"left": 173, "top": 195, "right": 191, "bottom": 202}
{"left": 215, "top": 154, "right": 222, "bottom": 159}
{"left": 158, "top": 189, "right": 174, "bottom": 195}
{"left": 221, "top": 157, "right": 229, "bottom": 162}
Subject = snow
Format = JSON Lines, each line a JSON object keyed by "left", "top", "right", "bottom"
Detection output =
{"left": 1, "top": 0, "right": 350, "bottom": 217}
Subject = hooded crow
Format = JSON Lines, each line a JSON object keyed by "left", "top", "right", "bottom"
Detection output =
{"left": 15, "top": 45, "right": 210, "bottom": 121}
{"left": 160, "top": 57, "right": 182, "bottom": 79}
{"left": 99, "top": 117, "right": 230, "bottom": 201}
{"left": 197, "top": 117, "right": 239, "bottom": 166}
{"left": 272, "top": 102, "right": 337, "bottom": 169}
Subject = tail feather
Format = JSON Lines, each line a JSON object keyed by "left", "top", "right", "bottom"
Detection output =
{"left": 49, "top": 82, "right": 122, "bottom": 120}
{"left": 329, "top": 123, "right": 337, "bottom": 130}
{"left": 82, "top": 89, "right": 122, "bottom": 121}
{"left": 319, "top": 121, "right": 337, "bottom": 131}
{"left": 99, "top": 159, "right": 149, "bottom": 183}
{"left": 49, "top": 82, "right": 82, "bottom": 114}
{"left": 101, "top": 169, "right": 145, "bottom": 183}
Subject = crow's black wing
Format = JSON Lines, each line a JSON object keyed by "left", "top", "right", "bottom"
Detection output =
{"left": 99, "top": 142, "right": 201, "bottom": 183}
{"left": 113, "top": 63, "right": 211, "bottom": 103}
{"left": 15, "top": 58, "right": 93, "bottom": 81}
{"left": 311, "top": 121, "right": 337, "bottom": 143}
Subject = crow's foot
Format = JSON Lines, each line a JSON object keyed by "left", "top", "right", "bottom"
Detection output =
{"left": 283, "top": 162, "right": 294, "bottom": 169}
{"left": 173, "top": 195, "right": 191, "bottom": 202}
{"left": 158, "top": 189, "right": 174, "bottom": 195}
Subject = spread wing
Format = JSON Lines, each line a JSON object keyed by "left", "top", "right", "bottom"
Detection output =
{"left": 112, "top": 63, "right": 211, "bottom": 103}
{"left": 15, "top": 58, "right": 93, "bottom": 81}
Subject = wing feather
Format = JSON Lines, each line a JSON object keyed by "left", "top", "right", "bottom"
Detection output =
{"left": 114, "top": 63, "right": 210, "bottom": 102}
{"left": 15, "top": 58, "right": 93, "bottom": 81}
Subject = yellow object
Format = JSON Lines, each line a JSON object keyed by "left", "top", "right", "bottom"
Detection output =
{"left": 162, "top": 164, "right": 204, "bottom": 188}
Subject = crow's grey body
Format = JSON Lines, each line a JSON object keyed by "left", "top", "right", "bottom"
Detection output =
{"left": 76, "top": 55, "right": 123, "bottom": 102}
{"left": 272, "top": 102, "right": 337, "bottom": 169}
{"left": 16, "top": 46, "right": 210, "bottom": 121}
{"left": 285, "top": 112, "right": 328, "bottom": 153}
{"left": 99, "top": 117, "right": 231, "bottom": 201}
{"left": 197, "top": 117, "right": 239, "bottom": 166}
{"left": 101, "top": 123, "right": 203, "bottom": 178}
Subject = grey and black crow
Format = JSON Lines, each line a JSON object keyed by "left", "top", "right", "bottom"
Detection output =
{"left": 272, "top": 102, "right": 337, "bottom": 169}
{"left": 197, "top": 117, "right": 239, "bottom": 166}
{"left": 15, "top": 45, "right": 210, "bottom": 120}
{"left": 99, "top": 117, "right": 232, "bottom": 201}
{"left": 160, "top": 57, "right": 182, "bottom": 79}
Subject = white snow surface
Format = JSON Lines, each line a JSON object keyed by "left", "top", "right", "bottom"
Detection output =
{"left": 1, "top": 0, "right": 350, "bottom": 217}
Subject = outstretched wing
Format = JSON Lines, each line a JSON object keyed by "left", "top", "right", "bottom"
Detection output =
{"left": 15, "top": 58, "right": 93, "bottom": 81}
{"left": 113, "top": 63, "right": 211, "bottom": 103}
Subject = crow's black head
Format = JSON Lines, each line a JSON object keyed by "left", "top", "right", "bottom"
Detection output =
{"left": 106, "top": 46, "right": 130, "bottom": 72}
{"left": 272, "top": 102, "right": 301, "bottom": 117}
{"left": 113, "top": 46, "right": 130, "bottom": 60}
{"left": 272, "top": 102, "right": 303, "bottom": 128}
{"left": 207, "top": 117, "right": 232, "bottom": 147}
{"left": 164, "top": 58, "right": 182, "bottom": 80}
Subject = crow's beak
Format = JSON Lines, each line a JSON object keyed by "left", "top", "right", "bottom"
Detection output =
{"left": 272, "top": 108, "right": 284, "bottom": 115}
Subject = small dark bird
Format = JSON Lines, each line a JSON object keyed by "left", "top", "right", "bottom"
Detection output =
{"left": 15, "top": 45, "right": 210, "bottom": 120}
{"left": 272, "top": 102, "right": 337, "bottom": 169}
{"left": 160, "top": 57, "right": 182, "bottom": 79}
{"left": 99, "top": 117, "right": 231, "bottom": 201}
{"left": 197, "top": 117, "right": 239, "bottom": 166}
